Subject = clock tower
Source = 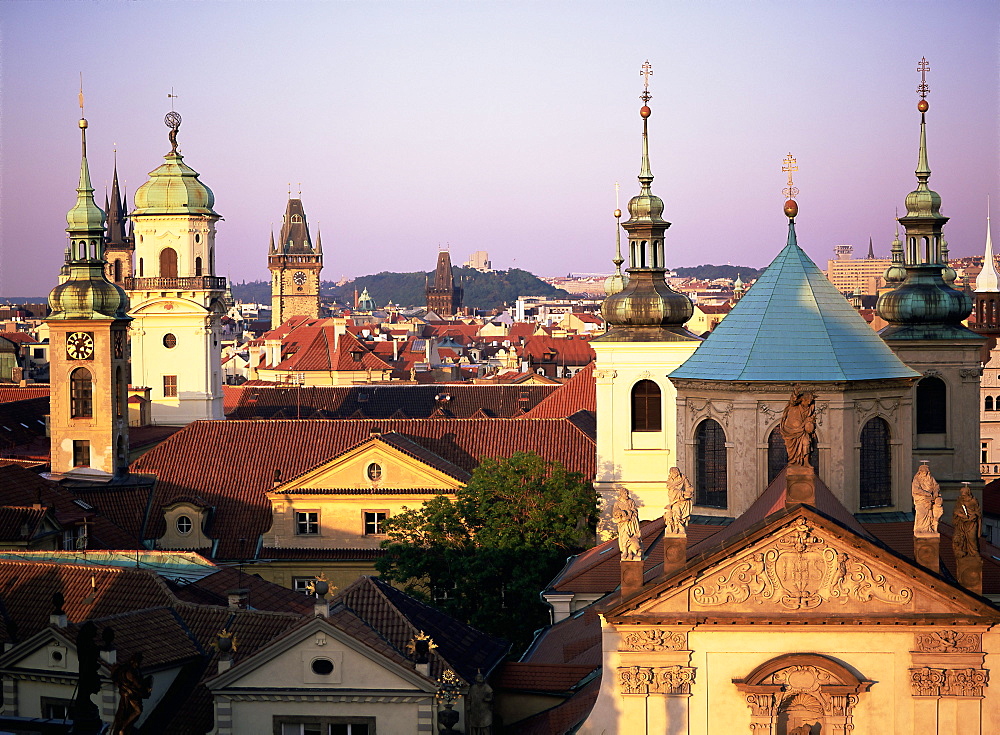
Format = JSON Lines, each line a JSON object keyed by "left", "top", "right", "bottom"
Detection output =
{"left": 269, "top": 197, "right": 323, "bottom": 328}
{"left": 47, "top": 112, "right": 131, "bottom": 477}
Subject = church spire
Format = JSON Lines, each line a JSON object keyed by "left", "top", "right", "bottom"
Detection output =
{"left": 976, "top": 200, "right": 998, "bottom": 293}
{"left": 65, "top": 104, "right": 105, "bottom": 242}
{"left": 885, "top": 214, "right": 906, "bottom": 284}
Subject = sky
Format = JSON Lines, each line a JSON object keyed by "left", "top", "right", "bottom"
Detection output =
{"left": 0, "top": 1, "right": 997, "bottom": 297}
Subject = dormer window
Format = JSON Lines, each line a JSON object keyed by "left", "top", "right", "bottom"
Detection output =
{"left": 291, "top": 214, "right": 302, "bottom": 223}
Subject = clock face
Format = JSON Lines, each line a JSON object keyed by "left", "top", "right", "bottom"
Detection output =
{"left": 293, "top": 271, "right": 307, "bottom": 286}
{"left": 67, "top": 332, "right": 95, "bottom": 360}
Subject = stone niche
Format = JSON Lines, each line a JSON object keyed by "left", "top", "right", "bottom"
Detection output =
{"left": 733, "top": 653, "right": 872, "bottom": 735}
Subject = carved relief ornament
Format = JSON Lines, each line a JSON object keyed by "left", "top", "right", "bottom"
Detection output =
{"left": 853, "top": 397, "right": 899, "bottom": 418}
{"left": 691, "top": 518, "right": 913, "bottom": 610}
{"left": 915, "top": 630, "right": 982, "bottom": 653}
{"left": 619, "top": 629, "right": 687, "bottom": 652}
{"left": 910, "top": 667, "right": 989, "bottom": 697}
{"left": 618, "top": 665, "right": 695, "bottom": 695}
{"left": 688, "top": 398, "right": 734, "bottom": 427}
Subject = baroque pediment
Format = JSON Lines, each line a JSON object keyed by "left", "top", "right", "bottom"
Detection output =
{"left": 614, "top": 513, "right": 994, "bottom": 621}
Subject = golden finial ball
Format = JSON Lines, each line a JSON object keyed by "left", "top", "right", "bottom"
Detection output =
{"left": 78, "top": 118, "right": 88, "bottom": 129}
{"left": 640, "top": 105, "right": 651, "bottom": 118}
{"left": 917, "top": 99, "right": 929, "bottom": 112}
{"left": 614, "top": 209, "right": 622, "bottom": 219}
{"left": 784, "top": 199, "right": 798, "bottom": 218}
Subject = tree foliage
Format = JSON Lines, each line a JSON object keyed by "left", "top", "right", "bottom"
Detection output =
{"left": 672, "top": 264, "right": 762, "bottom": 280}
{"left": 375, "top": 452, "right": 597, "bottom": 652}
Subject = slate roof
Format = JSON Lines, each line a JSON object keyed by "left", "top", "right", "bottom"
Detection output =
{"left": 131, "top": 417, "right": 596, "bottom": 558}
{"left": 670, "top": 222, "right": 918, "bottom": 381}
{"left": 338, "top": 576, "right": 509, "bottom": 682}
{"left": 223, "top": 382, "right": 559, "bottom": 419}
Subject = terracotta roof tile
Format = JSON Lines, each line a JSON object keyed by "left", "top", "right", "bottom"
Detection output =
{"left": 507, "top": 676, "right": 600, "bottom": 735}
{"left": 132, "top": 417, "right": 595, "bottom": 559}
{"left": 523, "top": 363, "right": 595, "bottom": 418}
{"left": 0, "top": 386, "right": 49, "bottom": 403}
{"left": 493, "top": 662, "right": 595, "bottom": 692}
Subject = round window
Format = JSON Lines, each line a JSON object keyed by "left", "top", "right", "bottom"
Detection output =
{"left": 51, "top": 650, "right": 63, "bottom": 662}
{"left": 176, "top": 515, "right": 193, "bottom": 534}
{"left": 366, "top": 463, "right": 382, "bottom": 482}
{"left": 163, "top": 333, "right": 177, "bottom": 349}
{"left": 311, "top": 658, "right": 334, "bottom": 675}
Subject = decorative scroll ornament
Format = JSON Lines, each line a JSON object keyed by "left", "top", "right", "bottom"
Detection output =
{"left": 692, "top": 518, "right": 913, "bottom": 610}
{"left": 853, "top": 397, "right": 899, "bottom": 416}
{"left": 619, "top": 629, "right": 686, "bottom": 652}
{"left": 910, "top": 667, "right": 946, "bottom": 696}
{"left": 915, "top": 630, "right": 982, "bottom": 653}
{"left": 688, "top": 398, "right": 734, "bottom": 427}
{"left": 942, "top": 668, "right": 989, "bottom": 697}
{"left": 618, "top": 665, "right": 695, "bottom": 695}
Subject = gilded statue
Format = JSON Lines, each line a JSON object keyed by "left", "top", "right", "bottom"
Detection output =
{"left": 952, "top": 485, "right": 982, "bottom": 559}
{"left": 110, "top": 652, "right": 152, "bottom": 735}
{"left": 911, "top": 463, "right": 943, "bottom": 535}
{"left": 664, "top": 467, "right": 694, "bottom": 535}
{"left": 780, "top": 385, "right": 815, "bottom": 466}
{"left": 612, "top": 487, "right": 641, "bottom": 561}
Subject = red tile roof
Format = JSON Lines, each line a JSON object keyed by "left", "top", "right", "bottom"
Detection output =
{"left": 509, "top": 676, "right": 600, "bottom": 735}
{"left": 0, "top": 386, "right": 49, "bottom": 403}
{"left": 493, "top": 662, "right": 595, "bottom": 692}
{"left": 520, "top": 336, "right": 596, "bottom": 366}
{"left": 131, "top": 417, "right": 596, "bottom": 558}
{"left": 523, "top": 362, "right": 595, "bottom": 418}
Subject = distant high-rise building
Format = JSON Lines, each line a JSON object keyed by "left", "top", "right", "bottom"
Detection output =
{"left": 425, "top": 250, "right": 463, "bottom": 316}
{"left": 464, "top": 250, "right": 491, "bottom": 271}
{"left": 825, "top": 245, "right": 891, "bottom": 296}
{"left": 269, "top": 198, "right": 323, "bottom": 328}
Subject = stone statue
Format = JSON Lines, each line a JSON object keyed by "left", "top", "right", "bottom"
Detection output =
{"left": 952, "top": 485, "right": 982, "bottom": 559}
{"left": 612, "top": 487, "right": 641, "bottom": 561}
{"left": 467, "top": 671, "right": 494, "bottom": 735}
{"left": 110, "top": 652, "right": 152, "bottom": 735}
{"left": 780, "top": 386, "right": 815, "bottom": 466}
{"left": 911, "top": 463, "right": 943, "bottom": 535}
{"left": 664, "top": 467, "right": 694, "bottom": 535}
{"left": 73, "top": 621, "right": 103, "bottom": 733}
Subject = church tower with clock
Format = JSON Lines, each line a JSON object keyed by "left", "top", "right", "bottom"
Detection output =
{"left": 127, "top": 110, "right": 226, "bottom": 424}
{"left": 47, "top": 110, "right": 132, "bottom": 477}
{"left": 269, "top": 197, "right": 323, "bottom": 328}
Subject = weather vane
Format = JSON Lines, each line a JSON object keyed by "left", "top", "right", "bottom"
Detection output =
{"left": 640, "top": 60, "right": 652, "bottom": 104}
{"left": 782, "top": 152, "right": 799, "bottom": 200}
{"left": 916, "top": 57, "right": 930, "bottom": 99}
{"left": 78, "top": 73, "right": 85, "bottom": 117}
{"left": 168, "top": 87, "right": 179, "bottom": 110}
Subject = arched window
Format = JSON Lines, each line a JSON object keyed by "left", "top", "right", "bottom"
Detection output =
{"left": 195, "top": 256, "right": 203, "bottom": 276}
{"left": 859, "top": 417, "right": 891, "bottom": 508}
{"left": 159, "top": 247, "right": 178, "bottom": 278}
{"left": 916, "top": 376, "right": 946, "bottom": 434}
{"left": 987, "top": 396, "right": 994, "bottom": 412}
{"left": 767, "top": 426, "right": 819, "bottom": 485}
{"left": 115, "top": 366, "right": 124, "bottom": 418}
{"left": 138, "top": 258, "right": 144, "bottom": 277}
{"left": 631, "top": 380, "right": 661, "bottom": 432}
{"left": 113, "top": 259, "right": 122, "bottom": 283}
{"left": 70, "top": 368, "right": 93, "bottom": 418}
{"left": 696, "top": 419, "right": 727, "bottom": 508}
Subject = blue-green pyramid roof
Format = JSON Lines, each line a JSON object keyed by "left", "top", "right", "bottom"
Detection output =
{"left": 670, "top": 222, "right": 918, "bottom": 382}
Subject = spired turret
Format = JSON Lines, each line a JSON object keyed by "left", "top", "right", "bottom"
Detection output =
{"left": 596, "top": 93, "right": 697, "bottom": 343}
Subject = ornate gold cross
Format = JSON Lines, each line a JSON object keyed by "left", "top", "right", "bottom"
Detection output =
{"left": 782, "top": 152, "right": 799, "bottom": 200}
{"left": 640, "top": 60, "right": 652, "bottom": 103}
{"left": 917, "top": 57, "right": 930, "bottom": 99}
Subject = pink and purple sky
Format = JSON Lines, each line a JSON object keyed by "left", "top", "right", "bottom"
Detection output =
{"left": 1, "top": 1, "right": 997, "bottom": 297}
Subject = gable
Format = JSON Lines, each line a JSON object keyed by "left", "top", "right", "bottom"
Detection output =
{"left": 611, "top": 512, "right": 999, "bottom": 623}
{"left": 272, "top": 439, "right": 465, "bottom": 493}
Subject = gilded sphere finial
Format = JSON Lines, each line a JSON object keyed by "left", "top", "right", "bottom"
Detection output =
{"left": 917, "top": 99, "right": 929, "bottom": 113}
{"left": 784, "top": 199, "right": 798, "bottom": 219}
{"left": 78, "top": 118, "right": 88, "bottom": 129}
{"left": 640, "top": 105, "right": 651, "bottom": 119}
{"left": 614, "top": 208, "right": 622, "bottom": 219}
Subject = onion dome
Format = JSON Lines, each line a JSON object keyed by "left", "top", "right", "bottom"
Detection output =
{"left": 940, "top": 237, "right": 957, "bottom": 285}
{"left": 132, "top": 113, "right": 218, "bottom": 216}
{"left": 596, "top": 72, "right": 698, "bottom": 343}
{"left": 49, "top": 116, "right": 130, "bottom": 321}
{"left": 884, "top": 221, "right": 907, "bottom": 284}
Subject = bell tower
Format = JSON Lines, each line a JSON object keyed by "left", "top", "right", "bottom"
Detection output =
{"left": 269, "top": 196, "right": 323, "bottom": 328}
{"left": 47, "top": 106, "right": 131, "bottom": 477}
{"left": 127, "top": 109, "right": 226, "bottom": 424}
{"left": 591, "top": 61, "right": 702, "bottom": 524}
{"left": 875, "top": 58, "right": 983, "bottom": 494}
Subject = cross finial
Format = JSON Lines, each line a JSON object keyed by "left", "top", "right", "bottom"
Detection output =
{"left": 917, "top": 57, "right": 930, "bottom": 99}
{"left": 78, "top": 72, "right": 85, "bottom": 116}
{"left": 167, "top": 87, "right": 179, "bottom": 110}
{"left": 298, "top": 182, "right": 302, "bottom": 197}
{"left": 639, "top": 60, "right": 652, "bottom": 104}
{"left": 782, "top": 152, "right": 799, "bottom": 200}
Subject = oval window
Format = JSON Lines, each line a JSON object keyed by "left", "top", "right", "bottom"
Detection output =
{"left": 366, "top": 463, "right": 382, "bottom": 482}
{"left": 311, "top": 658, "right": 334, "bottom": 675}
{"left": 176, "top": 515, "right": 193, "bottom": 534}
{"left": 195, "top": 233, "right": 201, "bottom": 244}
{"left": 163, "top": 333, "right": 177, "bottom": 349}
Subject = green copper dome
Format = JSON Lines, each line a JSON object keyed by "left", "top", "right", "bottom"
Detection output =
{"left": 48, "top": 262, "right": 130, "bottom": 320}
{"left": 876, "top": 267, "right": 973, "bottom": 338}
{"left": 133, "top": 151, "right": 217, "bottom": 216}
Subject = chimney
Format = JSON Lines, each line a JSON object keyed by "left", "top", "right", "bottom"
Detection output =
{"left": 216, "top": 630, "right": 235, "bottom": 674}
{"left": 49, "top": 593, "right": 67, "bottom": 628}
{"left": 227, "top": 589, "right": 249, "bottom": 610}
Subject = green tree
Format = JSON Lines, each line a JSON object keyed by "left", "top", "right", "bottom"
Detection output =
{"left": 375, "top": 452, "right": 597, "bottom": 652}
